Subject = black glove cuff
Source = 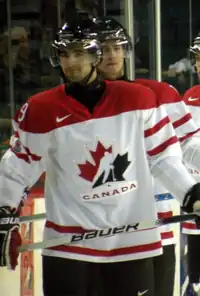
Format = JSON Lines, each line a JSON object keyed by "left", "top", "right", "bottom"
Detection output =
{"left": 183, "top": 183, "right": 200, "bottom": 213}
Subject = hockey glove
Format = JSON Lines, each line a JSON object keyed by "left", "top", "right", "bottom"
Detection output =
{"left": 0, "top": 207, "right": 22, "bottom": 270}
{"left": 182, "top": 183, "right": 200, "bottom": 228}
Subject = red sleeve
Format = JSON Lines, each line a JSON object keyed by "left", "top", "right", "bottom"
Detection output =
{"left": 14, "top": 92, "right": 56, "bottom": 134}
{"left": 106, "top": 80, "right": 159, "bottom": 110}
{"left": 135, "top": 79, "right": 182, "bottom": 104}
{"left": 183, "top": 85, "right": 200, "bottom": 107}
{"left": 135, "top": 79, "right": 199, "bottom": 143}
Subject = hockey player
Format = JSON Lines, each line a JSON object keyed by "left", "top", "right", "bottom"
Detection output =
{"left": 182, "top": 34, "right": 200, "bottom": 288}
{"left": 95, "top": 17, "right": 200, "bottom": 296}
{"left": 0, "top": 19, "right": 200, "bottom": 296}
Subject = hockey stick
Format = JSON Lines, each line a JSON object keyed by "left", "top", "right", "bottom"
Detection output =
{"left": 18, "top": 212, "right": 199, "bottom": 253}
{"left": 19, "top": 213, "right": 46, "bottom": 223}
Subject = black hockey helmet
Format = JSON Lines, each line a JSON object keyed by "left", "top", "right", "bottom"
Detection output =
{"left": 50, "top": 18, "right": 102, "bottom": 68}
{"left": 93, "top": 17, "right": 133, "bottom": 53}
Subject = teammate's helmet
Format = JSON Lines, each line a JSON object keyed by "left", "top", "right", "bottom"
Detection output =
{"left": 50, "top": 19, "right": 101, "bottom": 68}
{"left": 190, "top": 34, "right": 200, "bottom": 55}
{"left": 93, "top": 17, "right": 133, "bottom": 53}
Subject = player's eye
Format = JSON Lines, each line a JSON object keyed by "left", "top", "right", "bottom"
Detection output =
{"left": 74, "top": 50, "right": 85, "bottom": 57}
{"left": 113, "top": 45, "right": 121, "bottom": 51}
{"left": 102, "top": 46, "right": 111, "bottom": 54}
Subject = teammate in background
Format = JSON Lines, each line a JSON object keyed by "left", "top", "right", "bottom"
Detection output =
{"left": 182, "top": 34, "right": 200, "bottom": 290}
{"left": 95, "top": 17, "right": 200, "bottom": 296}
{"left": 1, "top": 19, "right": 200, "bottom": 296}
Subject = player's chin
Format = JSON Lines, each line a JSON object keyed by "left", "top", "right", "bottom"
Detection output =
{"left": 65, "top": 72, "right": 84, "bottom": 82}
{"left": 106, "top": 64, "right": 118, "bottom": 71}
{"left": 68, "top": 75, "right": 85, "bottom": 83}
{"left": 107, "top": 65, "right": 121, "bottom": 75}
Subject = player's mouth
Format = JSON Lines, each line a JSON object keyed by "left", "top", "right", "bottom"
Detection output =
{"left": 107, "top": 62, "right": 118, "bottom": 66}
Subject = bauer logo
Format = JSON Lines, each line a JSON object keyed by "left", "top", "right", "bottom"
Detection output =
{"left": 70, "top": 223, "right": 140, "bottom": 243}
{"left": 0, "top": 217, "right": 19, "bottom": 224}
{"left": 77, "top": 141, "right": 137, "bottom": 201}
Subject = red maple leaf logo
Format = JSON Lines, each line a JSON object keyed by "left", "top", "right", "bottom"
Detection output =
{"left": 78, "top": 141, "right": 112, "bottom": 182}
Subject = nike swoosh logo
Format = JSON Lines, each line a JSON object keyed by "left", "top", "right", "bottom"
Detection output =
{"left": 188, "top": 97, "right": 199, "bottom": 101}
{"left": 138, "top": 290, "right": 148, "bottom": 296}
{"left": 56, "top": 114, "right": 71, "bottom": 122}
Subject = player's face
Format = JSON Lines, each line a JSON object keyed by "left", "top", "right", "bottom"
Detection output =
{"left": 59, "top": 45, "right": 94, "bottom": 83}
{"left": 98, "top": 40, "right": 125, "bottom": 80}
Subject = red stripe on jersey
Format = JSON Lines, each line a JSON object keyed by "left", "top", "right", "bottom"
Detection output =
{"left": 11, "top": 149, "right": 30, "bottom": 164}
{"left": 172, "top": 113, "right": 192, "bottom": 129}
{"left": 182, "top": 222, "right": 197, "bottom": 230}
{"left": 157, "top": 211, "right": 173, "bottom": 219}
{"left": 45, "top": 221, "right": 91, "bottom": 234}
{"left": 144, "top": 116, "right": 170, "bottom": 137}
{"left": 46, "top": 220, "right": 157, "bottom": 234}
{"left": 24, "top": 146, "right": 41, "bottom": 161}
{"left": 11, "top": 145, "right": 41, "bottom": 164}
{"left": 161, "top": 231, "right": 174, "bottom": 240}
{"left": 48, "top": 241, "right": 162, "bottom": 257}
{"left": 147, "top": 136, "right": 178, "bottom": 156}
{"left": 179, "top": 128, "right": 200, "bottom": 143}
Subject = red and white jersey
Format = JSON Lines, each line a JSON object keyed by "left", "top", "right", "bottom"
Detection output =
{"left": 0, "top": 81, "right": 196, "bottom": 262}
{"left": 135, "top": 79, "right": 200, "bottom": 245}
{"left": 182, "top": 85, "right": 200, "bottom": 234}
{"left": 154, "top": 190, "right": 176, "bottom": 246}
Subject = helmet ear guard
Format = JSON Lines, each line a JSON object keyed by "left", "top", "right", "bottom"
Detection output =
{"left": 49, "top": 45, "right": 60, "bottom": 67}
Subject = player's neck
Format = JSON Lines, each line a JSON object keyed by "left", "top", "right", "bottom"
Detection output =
{"left": 103, "top": 68, "right": 125, "bottom": 81}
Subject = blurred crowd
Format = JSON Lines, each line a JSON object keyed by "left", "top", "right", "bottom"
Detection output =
{"left": 0, "top": 25, "right": 60, "bottom": 144}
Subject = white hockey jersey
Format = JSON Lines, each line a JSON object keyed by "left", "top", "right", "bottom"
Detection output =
{"left": 135, "top": 79, "right": 200, "bottom": 245}
{"left": 182, "top": 85, "right": 200, "bottom": 234}
{"left": 0, "top": 80, "right": 196, "bottom": 262}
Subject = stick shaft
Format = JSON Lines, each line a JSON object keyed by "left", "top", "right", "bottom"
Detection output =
{"left": 18, "top": 212, "right": 198, "bottom": 253}
{"left": 19, "top": 213, "right": 46, "bottom": 223}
